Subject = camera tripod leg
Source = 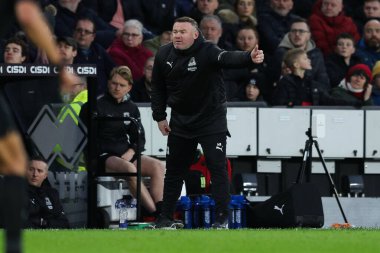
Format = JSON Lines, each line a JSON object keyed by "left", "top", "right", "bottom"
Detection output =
{"left": 313, "top": 140, "right": 349, "bottom": 224}
{"left": 296, "top": 139, "right": 312, "bottom": 184}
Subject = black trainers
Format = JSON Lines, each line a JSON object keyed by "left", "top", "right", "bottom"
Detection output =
{"left": 148, "top": 215, "right": 184, "bottom": 230}
{"left": 212, "top": 213, "right": 229, "bottom": 229}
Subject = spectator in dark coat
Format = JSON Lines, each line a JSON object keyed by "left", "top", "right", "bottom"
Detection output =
{"left": 131, "top": 57, "right": 155, "bottom": 102}
{"left": 325, "top": 63, "right": 374, "bottom": 105}
{"left": 363, "top": 0, "right": 380, "bottom": 21}
{"left": 353, "top": 0, "right": 380, "bottom": 35}
{"left": 265, "top": 18, "right": 329, "bottom": 103}
{"left": 257, "top": 0, "right": 300, "bottom": 56}
{"left": 55, "top": 0, "right": 117, "bottom": 49}
{"left": 73, "top": 17, "right": 116, "bottom": 95}
{"left": 25, "top": 158, "right": 70, "bottom": 229}
{"left": 254, "top": 0, "right": 317, "bottom": 18}
{"left": 81, "top": 0, "right": 144, "bottom": 30}
{"left": 308, "top": 0, "right": 360, "bottom": 56}
{"left": 188, "top": 0, "right": 220, "bottom": 24}
{"left": 355, "top": 19, "right": 380, "bottom": 69}
{"left": 139, "top": 0, "right": 177, "bottom": 35}
{"left": 199, "top": 14, "right": 236, "bottom": 50}
{"left": 343, "top": 0, "right": 364, "bottom": 19}
{"left": 292, "top": 0, "right": 317, "bottom": 18}
{"left": 176, "top": 0, "right": 195, "bottom": 17}
{"left": 325, "top": 33, "right": 362, "bottom": 88}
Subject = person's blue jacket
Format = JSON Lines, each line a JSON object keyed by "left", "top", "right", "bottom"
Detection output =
{"left": 371, "top": 87, "right": 380, "bottom": 106}
{"left": 355, "top": 38, "right": 380, "bottom": 69}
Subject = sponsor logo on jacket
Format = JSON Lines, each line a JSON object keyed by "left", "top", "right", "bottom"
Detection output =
{"left": 187, "top": 57, "right": 197, "bottom": 72}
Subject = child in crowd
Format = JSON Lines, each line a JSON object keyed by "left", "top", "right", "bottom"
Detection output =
{"left": 272, "top": 48, "right": 318, "bottom": 106}
{"left": 325, "top": 33, "right": 362, "bottom": 88}
{"left": 241, "top": 76, "right": 263, "bottom": 102}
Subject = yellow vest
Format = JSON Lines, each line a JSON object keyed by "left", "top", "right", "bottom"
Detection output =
{"left": 55, "top": 90, "right": 88, "bottom": 171}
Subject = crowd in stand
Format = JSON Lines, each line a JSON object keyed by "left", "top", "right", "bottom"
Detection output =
{"left": 2, "top": 0, "right": 380, "bottom": 107}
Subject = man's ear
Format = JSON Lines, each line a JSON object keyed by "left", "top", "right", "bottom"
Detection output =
{"left": 194, "top": 29, "right": 199, "bottom": 39}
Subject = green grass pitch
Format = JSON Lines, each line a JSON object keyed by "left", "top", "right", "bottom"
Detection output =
{"left": 2, "top": 228, "right": 380, "bottom": 253}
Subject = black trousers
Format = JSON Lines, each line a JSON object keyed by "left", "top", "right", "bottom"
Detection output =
{"left": 161, "top": 132, "right": 230, "bottom": 219}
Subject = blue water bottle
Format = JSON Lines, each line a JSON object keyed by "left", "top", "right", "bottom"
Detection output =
{"left": 234, "top": 202, "right": 242, "bottom": 229}
{"left": 228, "top": 199, "right": 236, "bottom": 229}
{"left": 180, "top": 196, "right": 192, "bottom": 229}
{"left": 201, "top": 195, "right": 211, "bottom": 229}
{"left": 203, "top": 202, "right": 211, "bottom": 228}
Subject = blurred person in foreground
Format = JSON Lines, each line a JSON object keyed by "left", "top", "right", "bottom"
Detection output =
{"left": 0, "top": 1, "right": 77, "bottom": 253}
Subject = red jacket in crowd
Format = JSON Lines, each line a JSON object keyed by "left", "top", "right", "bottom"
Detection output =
{"left": 308, "top": 0, "right": 360, "bottom": 56}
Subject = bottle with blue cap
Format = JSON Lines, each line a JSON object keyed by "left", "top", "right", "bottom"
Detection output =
{"left": 228, "top": 198, "right": 236, "bottom": 229}
{"left": 180, "top": 196, "right": 192, "bottom": 229}
{"left": 116, "top": 199, "right": 128, "bottom": 229}
{"left": 228, "top": 195, "right": 247, "bottom": 229}
{"left": 234, "top": 200, "right": 242, "bottom": 229}
{"left": 237, "top": 195, "right": 248, "bottom": 228}
{"left": 201, "top": 195, "right": 211, "bottom": 229}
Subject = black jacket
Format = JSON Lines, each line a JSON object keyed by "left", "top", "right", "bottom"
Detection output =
{"left": 272, "top": 74, "right": 319, "bottom": 106}
{"left": 82, "top": 0, "right": 144, "bottom": 24}
{"left": 325, "top": 53, "right": 362, "bottom": 88}
{"left": 74, "top": 43, "right": 116, "bottom": 95}
{"left": 26, "top": 184, "right": 69, "bottom": 229}
{"left": 140, "top": 0, "right": 177, "bottom": 35}
{"left": 130, "top": 77, "right": 152, "bottom": 103}
{"left": 54, "top": 2, "right": 117, "bottom": 48}
{"left": 151, "top": 35, "right": 258, "bottom": 138}
{"left": 80, "top": 93, "right": 145, "bottom": 157}
{"left": 257, "top": 9, "right": 301, "bottom": 55}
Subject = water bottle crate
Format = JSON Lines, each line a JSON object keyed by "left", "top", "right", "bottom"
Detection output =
{"left": 176, "top": 195, "right": 248, "bottom": 229}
